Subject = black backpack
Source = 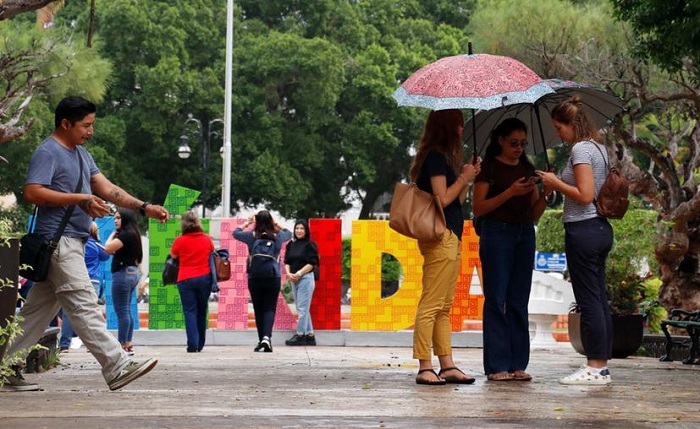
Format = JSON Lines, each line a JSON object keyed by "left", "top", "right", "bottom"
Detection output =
{"left": 247, "top": 238, "right": 278, "bottom": 278}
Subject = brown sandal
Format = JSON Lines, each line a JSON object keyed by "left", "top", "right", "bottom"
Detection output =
{"left": 511, "top": 370, "right": 532, "bottom": 381}
{"left": 487, "top": 372, "right": 514, "bottom": 381}
{"left": 415, "top": 369, "right": 446, "bottom": 385}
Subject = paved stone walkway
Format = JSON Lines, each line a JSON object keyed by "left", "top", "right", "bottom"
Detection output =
{"left": 1, "top": 342, "right": 699, "bottom": 428}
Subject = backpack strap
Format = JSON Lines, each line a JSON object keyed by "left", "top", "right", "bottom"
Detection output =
{"left": 590, "top": 142, "right": 610, "bottom": 203}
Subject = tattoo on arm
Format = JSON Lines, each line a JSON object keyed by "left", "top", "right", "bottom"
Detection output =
{"left": 108, "top": 188, "right": 141, "bottom": 210}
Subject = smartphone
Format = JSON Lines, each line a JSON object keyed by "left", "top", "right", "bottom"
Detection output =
{"left": 521, "top": 175, "right": 541, "bottom": 184}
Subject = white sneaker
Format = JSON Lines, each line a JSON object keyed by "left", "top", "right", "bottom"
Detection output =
{"left": 70, "top": 337, "right": 83, "bottom": 350}
{"left": 559, "top": 365, "right": 611, "bottom": 385}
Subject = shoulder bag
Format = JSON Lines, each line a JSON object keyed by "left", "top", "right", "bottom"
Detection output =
{"left": 19, "top": 153, "right": 84, "bottom": 282}
{"left": 389, "top": 182, "right": 446, "bottom": 242}
{"left": 162, "top": 255, "right": 179, "bottom": 285}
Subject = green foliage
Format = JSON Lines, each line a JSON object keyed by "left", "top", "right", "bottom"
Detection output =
{"left": 536, "top": 209, "right": 659, "bottom": 315}
{"left": 281, "top": 280, "right": 294, "bottom": 304}
{"left": 342, "top": 238, "right": 351, "bottom": 281}
{"left": 640, "top": 277, "right": 666, "bottom": 334}
{"left": 611, "top": 0, "right": 700, "bottom": 73}
{"left": 0, "top": 222, "right": 42, "bottom": 386}
{"left": 381, "top": 253, "right": 402, "bottom": 282}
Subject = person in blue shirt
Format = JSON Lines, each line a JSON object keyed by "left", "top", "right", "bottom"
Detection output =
{"left": 4, "top": 96, "right": 166, "bottom": 392}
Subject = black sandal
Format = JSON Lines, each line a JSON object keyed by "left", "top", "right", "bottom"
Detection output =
{"left": 416, "top": 368, "right": 446, "bottom": 385}
{"left": 438, "top": 367, "right": 476, "bottom": 384}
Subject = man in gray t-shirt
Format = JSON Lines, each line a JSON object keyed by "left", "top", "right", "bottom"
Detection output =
{"left": 3, "top": 96, "right": 169, "bottom": 392}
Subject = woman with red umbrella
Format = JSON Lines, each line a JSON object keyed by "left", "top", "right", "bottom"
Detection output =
{"left": 409, "top": 109, "right": 480, "bottom": 385}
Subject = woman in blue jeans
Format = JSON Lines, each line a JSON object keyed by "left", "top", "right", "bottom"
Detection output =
{"left": 170, "top": 211, "right": 216, "bottom": 353}
{"left": 473, "top": 118, "right": 550, "bottom": 382}
{"left": 105, "top": 209, "right": 142, "bottom": 355}
{"left": 283, "top": 219, "right": 320, "bottom": 346}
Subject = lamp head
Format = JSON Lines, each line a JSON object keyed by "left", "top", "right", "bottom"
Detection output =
{"left": 178, "top": 134, "right": 192, "bottom": 159}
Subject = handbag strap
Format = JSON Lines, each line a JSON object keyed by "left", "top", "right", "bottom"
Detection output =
{"left": 48, "top": 149, "right": 85, "bottom": 248}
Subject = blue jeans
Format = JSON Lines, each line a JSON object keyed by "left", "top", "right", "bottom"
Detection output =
{"left": 565, "top": 217, "right": 614, "bottom": 360}
{"left": 59, "top": 279, "right": 100, "bottom": 349}
{"left": 177, "top": 273, "right": 212, "bottom": 352}
{"left": 111, "top": 266, "right": 139, "bottom": 345}
{"left": 479, "top": 220, "right": 535, "bottom": 375}
{"left": 293, "top": 273, "right": 315, "bottom": 335}
{"left": 248, "top": 276, "right": 281, "bottom": 341}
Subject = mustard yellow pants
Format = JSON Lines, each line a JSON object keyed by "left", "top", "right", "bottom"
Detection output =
{"left": 413, "top": 230, "right": 460, "bottom": 360}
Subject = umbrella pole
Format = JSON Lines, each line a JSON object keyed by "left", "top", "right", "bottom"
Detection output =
{"left": 533, "top": 106, "right": 550, "bottom": 171}
{"left": 472, "top": 108, "right": 478, "bottom": 163}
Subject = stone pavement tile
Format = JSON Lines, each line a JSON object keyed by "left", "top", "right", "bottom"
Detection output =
{"left": 1, "top": 344, "right": 699, "bottom": 428}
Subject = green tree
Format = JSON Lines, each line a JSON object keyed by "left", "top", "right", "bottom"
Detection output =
{"left": 0, "top": 16, "right": 112, "bottom": 214}
{"left": 611, "top": 0, "right": 700, "bottom": 73}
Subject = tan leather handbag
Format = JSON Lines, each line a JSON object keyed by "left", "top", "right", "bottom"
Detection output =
{"left": 389, "top": 182, "right": 446, "bottom": 242}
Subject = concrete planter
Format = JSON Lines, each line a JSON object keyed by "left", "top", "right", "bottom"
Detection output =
{"left": 568, "top": 312, "right": 644, "bottom": 359}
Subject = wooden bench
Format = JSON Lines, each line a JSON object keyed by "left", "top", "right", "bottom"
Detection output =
{"left": 659, "top": 309, "right": 700, "bottom": 364}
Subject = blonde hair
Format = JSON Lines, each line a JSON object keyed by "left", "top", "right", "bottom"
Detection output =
{"left": 550, "top": 96, "right": 601, "bottom": 143}
{"left": 89, "top": 222, "right": 99, "bottom": 240}
{"left": 180, "top": 211, "right": 203, "bottom": 233}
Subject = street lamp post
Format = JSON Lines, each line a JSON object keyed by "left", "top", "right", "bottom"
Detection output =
{"left": 178, "top": 114, "right": 224, "bottom": 218}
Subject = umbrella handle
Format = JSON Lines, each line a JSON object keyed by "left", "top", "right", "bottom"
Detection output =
{"left": 471, "top": 109, "right": 478, "bottom": 163}
{"left": 533, "top": 105, "right": 551, "bottom": 171}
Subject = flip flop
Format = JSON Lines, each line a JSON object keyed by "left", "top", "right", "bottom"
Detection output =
{"left": 438, "top": 367, "right": 476, "bottom": 384}
{"left": 415, "top": 368, "right": 446, "bottom": 385}
{"left": 511, "top": 370, "right": 533, "bottom": 381}
{"left": 487, "top": 372, "right": 514, "bottom": 381}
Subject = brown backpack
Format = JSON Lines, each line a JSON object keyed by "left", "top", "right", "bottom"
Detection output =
{"left": 592, "top": 144, "right": 629, "bottom": 219}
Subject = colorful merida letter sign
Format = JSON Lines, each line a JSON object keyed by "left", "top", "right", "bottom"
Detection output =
{"left": 146, "top": 185, "right": 483, "bottom": 331}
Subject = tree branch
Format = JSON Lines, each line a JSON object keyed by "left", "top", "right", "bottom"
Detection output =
{"left": 0, "top": 0, "right": 59, "bottom": 21}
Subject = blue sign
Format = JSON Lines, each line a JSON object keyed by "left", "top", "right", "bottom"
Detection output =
{"left": 534, "top": 252, "right": 567, "bottom": 272}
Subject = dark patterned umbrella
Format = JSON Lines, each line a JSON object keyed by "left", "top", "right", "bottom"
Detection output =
{"left": 464, "top": 79, "right": 625, "bottom": 160}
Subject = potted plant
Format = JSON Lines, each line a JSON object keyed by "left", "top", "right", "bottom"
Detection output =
{"left": 537, "top": 208, "right": 659, "bottom": 358}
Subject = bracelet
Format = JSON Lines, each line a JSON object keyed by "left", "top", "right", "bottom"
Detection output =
{"left": 139, "top": 201, "right": 150, "bottom": 215}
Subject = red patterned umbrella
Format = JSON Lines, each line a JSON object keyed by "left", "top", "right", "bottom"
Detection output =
{"left": 392, "top": 54, "right": 554, "bottom": 111}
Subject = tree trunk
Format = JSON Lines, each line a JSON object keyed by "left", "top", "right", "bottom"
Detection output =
{"left": 655, "top": 215, "right": 700, "bottom": 312}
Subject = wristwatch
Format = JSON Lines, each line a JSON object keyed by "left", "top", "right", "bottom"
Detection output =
{"left": 139, "top": 202, "right": 150, "bottom": 216}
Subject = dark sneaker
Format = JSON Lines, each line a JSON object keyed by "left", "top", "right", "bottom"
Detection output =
{"left": 253, "top": 342, "right": 263, "bottom": 352}
{"left": 285, "top": 334, "right": 306, "bottom": 346}
{"left": 1, "top": 370, "right": 41, "bottom": 392}
{"left": 108, "top": 358, "right": 158, "bottom": 391}
{"left": 259, "top": 336, "right": 272, "bottom": 352}
{"left": 304, "top": 334, "right": 316, "bottom": 346}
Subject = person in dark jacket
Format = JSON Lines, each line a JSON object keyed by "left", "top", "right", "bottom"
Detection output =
{"left": 232, "top": 210, "right": 292, "bottom": 352}
{"left": 283, "top": 219, "right": 320, "bottom": 346}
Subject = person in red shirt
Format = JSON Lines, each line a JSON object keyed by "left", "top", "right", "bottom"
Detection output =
{"left": 169, "top": 211, "right": 215, "bottom": 352}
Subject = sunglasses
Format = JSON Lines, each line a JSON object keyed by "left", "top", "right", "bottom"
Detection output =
{"left": 506, "top": 139, "right": 528, "bottom": 148}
